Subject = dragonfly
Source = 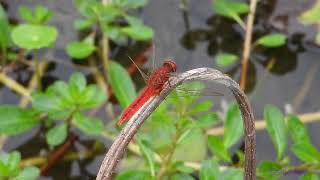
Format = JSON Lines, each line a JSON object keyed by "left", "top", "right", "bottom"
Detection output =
{"left": 118, "top": 59, "right": 176, "bottom": 125}
{"left": 118, "top": 58, "right": 223, "bottom": 126}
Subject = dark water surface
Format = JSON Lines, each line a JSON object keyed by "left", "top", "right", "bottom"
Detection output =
{"left": 1, "top": 0, "right": 320, "bottom": 179}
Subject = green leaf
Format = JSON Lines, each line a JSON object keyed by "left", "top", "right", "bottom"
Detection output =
{"left": 115, "top": 170, "right": 152, "bottom": 180}
{"left": 287, "top": 114, "right": 310, "bottom": 144}
{"left": 15, "top": 166, "right": 40, "bottom": 180}
{"left": 34, "top": 5, "right": 53, "bottom": 24}
{"left": 212, "top": 0, "right": 249, "bottom": 27}
{"left": 300, "top": 173, "right": 320, "bottom": 180}
{"left": 108, "top": 61, "right": 136, "bottom": 108}
{"left": 73, "top": 113, "right": 103, "bottom": 135}
{"left": 66, "top": 41, "right": 95, "bottom": 59}
{"left": 224, "top": 104, "right": 243, "bottom": 148}
{"left": 141, "top": 112, "right": 175, "bottom": 152}
{"left": 215, "top": 53, "right": 238, "bottom": 66}
{"left": 194, "top": 112, "right": 219, "bottom": 129}
{"left": 171, "top": 162, "right": 194, "bottom": 174}
{"left": 298, "top": 0, "right": 320, "bottom": 24}
{"left": 69, "top": 72, "right": 87, "bottom": 98}
{"left": 199, "top": 159, "right": 220, "bottom": 180}
{"left": 264, "top": 104, "right": 288, "bottom": 160}
{"left": 0, "top": 105, "right": 38, "bottom": 135}
{"left": 171, "top": 174, "right": 194, "bottom": 180}
{"left": 291, "top": 142, "right": 320, "bottom": 163}
{"left": 19, "top": 6, "right": 33, "bottom": 23}
{"left": 0, "top": 5, "right": 10, "bottom": 50}
{"left": 120, "top": 24, "right": 154, "bottom": 41}
{"left": 73, "top": 19, "right": 93, "bottom": 30}
{"left": 256, "top": 33, "right": 287, "bottom": 47}
{"left": 208, "top": 135, "right": 231, "bottom": 162}
{"left": 102, "top": 25, "right": 127, "bottom": 45}
{"left": 188, "top": 100, "right": 213, "bottom": 115}
{"left": 173, "top": 128, "right": 206, "bottom": 162}
{"left": 46, "top": 124, "right": 68, "bottom": 146}
{"left": 11, "top": 24, "right": 57, "bottom": 49}
{"left": 137, "top": 138, "right": 155, "bottom": 177}
{"left": 0, "top": 151, "right": 21, "bottom": 177}
{"left": 32, "top": 92, "right": 65, "bottom": 114}
{"left": 79, "top": 85, "right": 107, "bottom": 108}
{"left": 115, "top": 0, "right": 148, "bottom": 9}
{"left": 221, "top": 168, "right": 243, "bottom": 180}
{"left": 257, "top": 160, "right": 282, "bottom": 180}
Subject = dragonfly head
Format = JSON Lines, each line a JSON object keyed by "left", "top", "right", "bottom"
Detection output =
{"left": 163, "top": 59, "right": 177, "bottom": 72}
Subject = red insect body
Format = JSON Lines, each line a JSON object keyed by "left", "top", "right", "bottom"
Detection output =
{"left": 118, "top": 60, "right": 177, "bottom": 126}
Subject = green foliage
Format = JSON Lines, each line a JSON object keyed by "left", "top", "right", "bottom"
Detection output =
{"left": 298, "top": 0, "right": 320, "bottom": 25}
{"left": 208, "top": 135, "right": 231, "bottom": 162}
{"left": 0, "top": 5, "right": 10, "bottom": 53}
{"left": 19, "top": 5, "right": 53, "bottom": 24}
{"left": 11, "top": 24, "right": 57, "bottom": 50}
{"left": 0, "top": 105, "right": 39, "bottom": 135}
{"left": 12, "top": 5, "right": 57, "bottom": 50}
{"left": 221, "top": 168, "right": 243, "bottom": 180}
{"left": 66, "top": 37, "right": 96, "bottom": 59}
{"left": 264, "top": 104, "right": 288, "bottom": 160}
{"left": 137, "top": 137, "right": 156, "bottom": 177}
{"left": 287, "top": 115, "right": 310, "bottom": 144}
{"left": 255, "top": 33, "right": 287, "bottom": 47}
{"left": 46, "top": 123, "right": 68, "bottom": 146}
{"left": 212, "top": 0, "right": 249, "bottom": 27}
{"left": 257, "top": 160, "right": 282, "bottom": 180}
{"left": 108, "top": 61, "right": 136, "bottom": 108}
{"left": 291, "top": 142, "right": 320, "bottom": 163}
{"left": 32, "top": 72, "right": 107, "bottom": 117}
{"left": 74, "top": 0, "right": 153, "bottom": 45}
{"left": 31, "top": 72, "right": 106, "bottom": 145}
{"left": 199, "top": 159, "right": 219, "bottom": 180}
{"left": 298, "top": 0, "right": 320, "bottom": 45}
{"left": 115, "top": 170, "right": 152, "bottom": 180}
{"left": 15, "top": 166, "right": 40, "bottom": 180}
{"left": 215, "top": 53, "right": 238, "bottom": 66}
{"left": 300, "top": 173, "right": 320, "bottom": 180}
{"left": 0, "top": 151, "right": 39, "bottom": 179}
{"left": 0, "top": 151, "right": 21, "bottom": 177}
{"left": 73, "top": 112, "right": 104, "bottom": 135}
{"left": 223, "top": 104, "right": 243, "bottom": 148}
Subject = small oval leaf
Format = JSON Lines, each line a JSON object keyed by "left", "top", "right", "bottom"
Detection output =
{"left": 108, "top": 61, "right": 136, "bottom": 108}
{"left": 0, "top": 105, "right": 39, "bottom": 135}
{"left": 264, "top": 105, "right": 288, "bottom": 160}
{"left": 224, "top": 104, "right": 244, "bottom": 148}
{"left": 11, "top": 24, "right": 57, "bottom": 49}
{"left": 256, "top": 33, "right": 287, "bottom": 47}
{"left": 215, "top": 53, "right": 238, "bottom": 66}
{"left": 66, "top": 41, "right": 95, "bottom": 59}
{"left": 46, "top": 123, "right": 67, "bottom": 146}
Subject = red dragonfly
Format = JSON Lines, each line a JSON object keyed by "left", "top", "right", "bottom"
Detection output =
{"left": 118, "top": 59, "right": 177, "bottom": 125}
{"left": 117, "top": 58, "right": 223, "bottom": 126}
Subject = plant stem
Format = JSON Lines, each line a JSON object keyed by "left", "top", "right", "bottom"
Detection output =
{"left": 239, "top": 0, "right": 258, "bottom": 90}
{"left": 157, "top": 128, "right": 181, "bottom": 179}
{"left": 34, "top": 50, "right": 42, "bottom": 90}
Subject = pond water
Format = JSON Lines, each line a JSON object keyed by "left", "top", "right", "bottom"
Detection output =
{"left": 1, "top": 0, "right": 320, "bottom": 179}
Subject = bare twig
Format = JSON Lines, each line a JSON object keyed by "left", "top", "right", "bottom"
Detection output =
{"left": 40, "top": 133, "right": 78, "bottom": 175}
{"left": 96, "top": 68, "right": 256, "bottom": 180}
{"left": 207, "top": 111, "right": 320, "bottom": 136}
{"left": 19, "top": 62, "right": 48, "bottom": 107}
{"left": 0, "top": 72, "right": 30, "bottom": 98}
{"left": 239, "top": 0, "right": 258, "bottom": 90}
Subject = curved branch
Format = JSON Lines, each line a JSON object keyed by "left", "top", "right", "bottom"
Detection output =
{"left": 96, "top": 68, "right": 256, "bottom": 180}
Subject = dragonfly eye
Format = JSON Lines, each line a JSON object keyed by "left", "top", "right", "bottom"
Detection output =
{"left": 163, "top": 59, "right": 177, "bottom": 72}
